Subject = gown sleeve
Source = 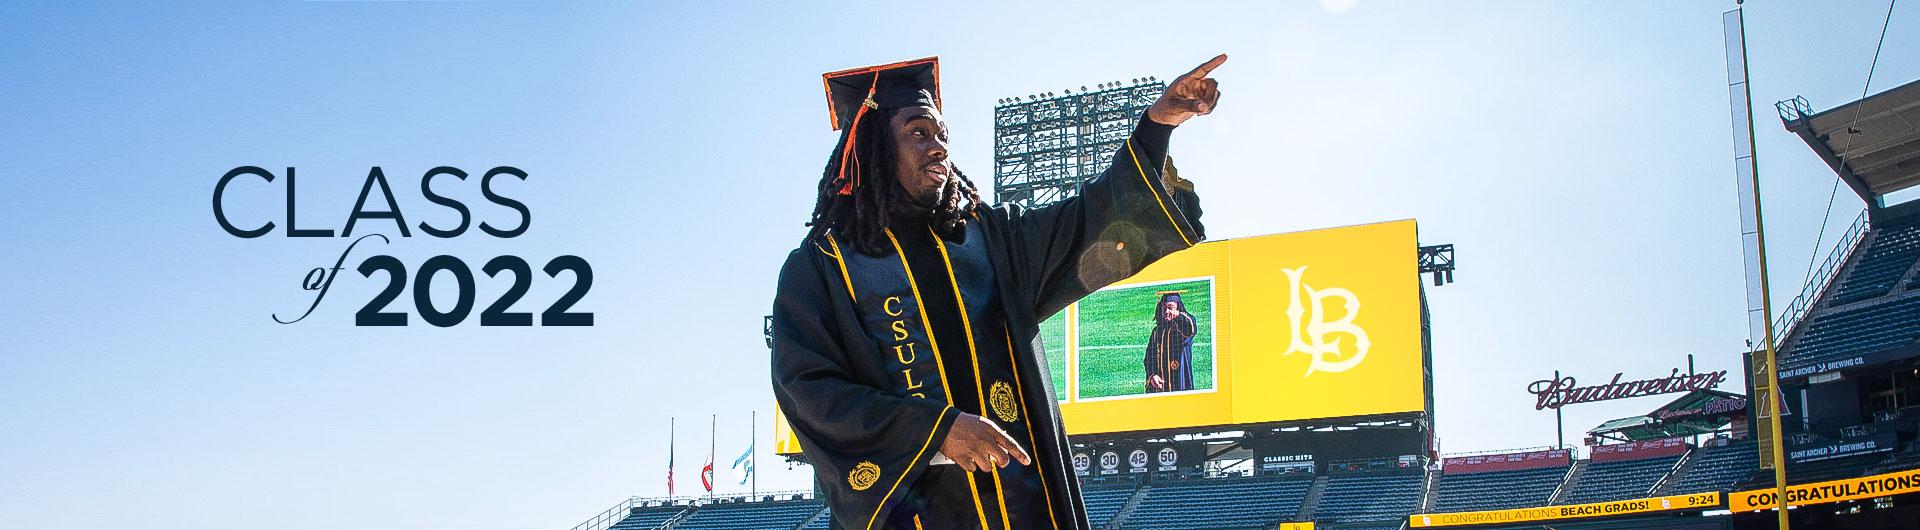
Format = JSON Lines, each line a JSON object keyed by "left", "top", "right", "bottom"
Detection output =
{"left": 769, "top": 246, "right": 963, "bottom": 529}
{"left": 993, "top": 117, "right": 1207, "bottom": 320}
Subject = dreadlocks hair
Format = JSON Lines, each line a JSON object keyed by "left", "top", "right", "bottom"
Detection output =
{"left": 804, "top": 106, "right": 983, "bottom": 256}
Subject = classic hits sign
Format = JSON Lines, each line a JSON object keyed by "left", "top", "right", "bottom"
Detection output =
{"left": 213, "top": 166, "right": 593, "bottom": 327}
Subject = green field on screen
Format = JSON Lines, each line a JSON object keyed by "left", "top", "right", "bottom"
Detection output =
{"left": 1074, "top": 279, "right": 1215, "bottom": 400}
{"left": 1040, "top": 313, "right": 1068, "bottom": 401}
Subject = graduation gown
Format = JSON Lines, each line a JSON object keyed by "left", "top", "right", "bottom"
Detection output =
{"left": 770, "top": 118, "right": 1204, "bottom": 530}
{"left": 1144, "top": 312, "right": 1197, "bottom": 393}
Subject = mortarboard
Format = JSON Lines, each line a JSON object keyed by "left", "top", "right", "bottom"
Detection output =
{"left": 1156, "top": 291, "right": 1187, "bottom": 308}
{"left": 820, "top": 57, "right": 942, "bottom": 196}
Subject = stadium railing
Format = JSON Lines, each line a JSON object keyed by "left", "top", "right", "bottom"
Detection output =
{"left": 571, "top": 496, "right": 648, "bottom": 530}
{"left": 1666, "top": 440, "right": 1757, "bottom": 495}
{"left": 608, "top": 506, "right": 694, "bottom": 530}
{"left": 1312, "top": 471, "right": 1424, "bottom": 524}
{"left": 1825, "top": 216, "right": 1920, "bottom": 307}
{"left": 577, "top": 491, "right": 818, "bottom": 530}
{"left": 1773, "top": 210, "right": 1868, "bottom": 348}
{"left": 674, "top": 498, "right": 826, "bottom": 530}
{"left": 1783, "top": 294, "right": 1920, "bottom": 371}
{"left": 1117, "top": 474, "right": 1314, "bottom": 530}
{"left": 1561, "top": 454, "right": 1686, "bottom": 505}
{"left": 1431, "top": 464, "right": 1570, "bottom": 512}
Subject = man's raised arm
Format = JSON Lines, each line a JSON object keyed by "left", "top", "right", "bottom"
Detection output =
{"left": 996, "top": 54, "right": 1228, "bottom": 319}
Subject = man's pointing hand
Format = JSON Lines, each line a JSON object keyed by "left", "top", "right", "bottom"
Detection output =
{"left": 1147, "top": 53, "right": 1227, "bottom": 127}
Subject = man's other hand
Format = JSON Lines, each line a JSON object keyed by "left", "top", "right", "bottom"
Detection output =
{"left": 940, "top": 413, "right": 1032, "bottom": 472}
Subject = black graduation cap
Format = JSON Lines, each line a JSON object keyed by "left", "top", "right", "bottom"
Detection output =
{"left": 820, "top": 57, "right": 941, "bottom": 195}
{"left": 823, "top": 57, "right": 941, "bottom": 131}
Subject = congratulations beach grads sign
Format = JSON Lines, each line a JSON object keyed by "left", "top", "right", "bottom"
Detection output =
{"left": 212, "top": 166, "right": 592, "bottom": 327}
{"left": 1409, "top": 492, "right": 1723, "bottom": 528}
{"left": 1730, "top": 467, "right": 1920, "bottom": 512}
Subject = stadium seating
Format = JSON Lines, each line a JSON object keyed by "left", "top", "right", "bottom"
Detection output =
{"left": 675, "top": 500, "right": 824, "bottom": 530}
{"left": 1082, "top": 484, "right": 1139, "bottom": 527}
{"left": 1562, "top": 455, "right": 1682, "bottom": 504}
{"left": 1120, "top": 475, "right": 1312, "bottom": 530}
{"left": 1783, "top": 294, "right": 1920, "bottom": 372}
{"left": 1312, "top": 472, "right": 1424, "bottom": 524}
{"left": 1431, "top": 465, "right": 1568, "bottom": 512}
{"left": 800, "top": 508, "right": 831, "bottom": 530}
{"left": 1667, "top": 440, "right": 1757, "bottom": 495}
{"left": 610, "top": 505, "right": 691, "bottom": 530}
{"left": 1825, "top": 216, "right": 1920, "bottom": 306}
{"left": 1869, "top": 441, "right": 1920, "bottom": 475}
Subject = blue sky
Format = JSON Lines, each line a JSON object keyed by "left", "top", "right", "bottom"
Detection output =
{"left": 2, "top": 1, "right": 1916, "bottom": 529}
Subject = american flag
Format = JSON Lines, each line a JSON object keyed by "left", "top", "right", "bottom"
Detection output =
{"left": 666, "top": 418, "right": 675, "bottom": 496}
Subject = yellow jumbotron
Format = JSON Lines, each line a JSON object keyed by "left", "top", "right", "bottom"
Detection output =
{"left": 778, "top": 219, "right": 1428, "bottom": 452}
{"left": 1051, "top": 219, "right": 1427, "bottom": 435}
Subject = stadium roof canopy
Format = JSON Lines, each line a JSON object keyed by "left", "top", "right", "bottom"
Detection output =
{"left": 1779, "top": 78, "right": 1920, "bottom": 207}
{"left": 1587, "top": 389, "right": 1748, "bottom": 443}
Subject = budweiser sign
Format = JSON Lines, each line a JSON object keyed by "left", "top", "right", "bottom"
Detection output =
{"left": 1529, "top": 369, "right": 1726, "bottom": 410}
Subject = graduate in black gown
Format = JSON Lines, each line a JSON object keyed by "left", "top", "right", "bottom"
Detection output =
{"left": 1144, "top": 292, "right": 1197, "bottom": 393}
{"left": 770, "top": 54, "right": 1226, "bottom": 530}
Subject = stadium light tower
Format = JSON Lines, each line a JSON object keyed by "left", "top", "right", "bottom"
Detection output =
{"left": 992, "top": 78, "right": 1166, "bottom": 208}
{"left": 994, "top": 78, "right": 1463, "bottom": 284}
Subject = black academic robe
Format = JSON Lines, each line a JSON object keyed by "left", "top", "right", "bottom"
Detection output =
{"left": 770, "top": 118, "right": 1203, "bottom": 530}
{"left": 1144, "top": 313, "right": 1197, "bottom": 393}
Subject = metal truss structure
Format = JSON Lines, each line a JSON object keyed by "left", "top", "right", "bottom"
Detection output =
{"left": 993, "top": 80, "right": 1166, "bottom": 208}
{"left": 1417, "top": 244, "right": 1456, "bottom": 286}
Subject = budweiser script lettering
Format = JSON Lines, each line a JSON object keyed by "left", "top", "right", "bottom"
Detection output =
{"left": 1528, "top": 369, "right": 1726, "bottom": 410}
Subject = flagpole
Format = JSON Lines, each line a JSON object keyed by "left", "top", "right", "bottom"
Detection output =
{"left": 669, "top": 417, "right": 676, "bottom": 499}
{"left": 751, "top": 410, "right": 758, "bottom": 498}
{"left": 710, "top": 414, "right": 717, "bottom": 502}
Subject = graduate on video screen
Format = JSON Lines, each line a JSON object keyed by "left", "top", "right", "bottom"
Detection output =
{"left": 1144, "top": 291, "right": 1197, "bottom": 393}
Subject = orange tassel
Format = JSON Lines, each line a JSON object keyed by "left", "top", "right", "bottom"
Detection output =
{"left": 833, "top": 74, "right": 880, "bottom": 196}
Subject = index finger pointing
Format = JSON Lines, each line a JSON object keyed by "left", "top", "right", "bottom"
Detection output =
{"left": 1185, "top": 53, "right": 1229, "bottom": 79}
{"left": 994, "top": 427, "right": 1032, "bottom": 466}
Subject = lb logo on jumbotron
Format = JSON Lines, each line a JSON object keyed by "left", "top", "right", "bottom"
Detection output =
{"left": 1282, "top": 266, "right": 1371, "bottom": 375}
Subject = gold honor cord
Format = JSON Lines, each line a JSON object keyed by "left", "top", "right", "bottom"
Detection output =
{"left": 929, "top": 227, "right": 1016, "bottom": 530}
{"left": 824, "top": 235, "right": 858, "bottom": 302}
{"left": 882, "top": 228, "right": 991, "bottom": 530}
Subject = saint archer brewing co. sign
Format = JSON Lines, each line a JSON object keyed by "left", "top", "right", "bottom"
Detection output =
{"left": 1528, "top": 368, "right": 1727, "bottom": 410}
